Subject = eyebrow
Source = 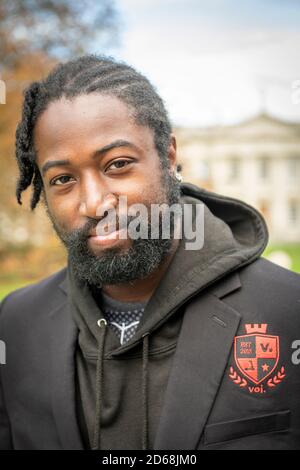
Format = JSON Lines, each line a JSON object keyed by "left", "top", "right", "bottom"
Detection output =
{"left": 41, "top": 139, "right": 140, "bottom": 176}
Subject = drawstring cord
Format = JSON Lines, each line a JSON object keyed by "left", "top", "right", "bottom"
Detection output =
{"left": 92, "top": 319, "right": 150, "bottom": 451}
{"left": 92, "top": 318, "right": 107, "bottom": 450}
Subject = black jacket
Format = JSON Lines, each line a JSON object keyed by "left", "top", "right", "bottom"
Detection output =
{"left": 1, "top": 183, "right": 300, "bottom": 450}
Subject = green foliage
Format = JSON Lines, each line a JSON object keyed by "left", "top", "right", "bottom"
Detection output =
{"left": 263, "top": 243, "right": 300, "bottom": 273}
{"left": 0, "top": 279, "right": 38, "bottom": 302}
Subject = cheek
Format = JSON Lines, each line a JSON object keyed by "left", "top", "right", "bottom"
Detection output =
{"left": 121, "top": 179, "right": 156, "bottom": 206}
{"left": 124, "top": 163, "right": 165, "bottom": 204}
{"left": 45, "top": 195, "right": 78, "bottom": 233}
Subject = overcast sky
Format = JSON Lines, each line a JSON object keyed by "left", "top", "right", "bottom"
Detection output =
{"left": 95, "top": 0, "right": 300, "bottom": 127}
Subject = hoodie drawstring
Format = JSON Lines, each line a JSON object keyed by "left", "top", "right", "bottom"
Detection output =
{"left": 92, "top": 318, "right": 107, "bottom": 450}
{"left": 92, "top": 320, "right": 150, "bottom": 451}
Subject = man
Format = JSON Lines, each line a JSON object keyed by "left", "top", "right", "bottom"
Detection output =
{"left": 0, "top": 55, "right": 299, "bottom": 450}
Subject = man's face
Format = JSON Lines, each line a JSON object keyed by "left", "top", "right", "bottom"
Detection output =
{"left": 34, "top": 93, "right": 180, "bottom": 286}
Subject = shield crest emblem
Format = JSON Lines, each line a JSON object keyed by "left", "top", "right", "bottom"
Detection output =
{"left": 234, "top": 324, "right": 279, "bottom": 385}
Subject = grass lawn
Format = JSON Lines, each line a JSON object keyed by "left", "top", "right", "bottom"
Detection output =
{"left": 0, "top": 279, "right": 40, "bottom": 302}
{"left": 263, "top": 243, "right": 300, "bottom": 274}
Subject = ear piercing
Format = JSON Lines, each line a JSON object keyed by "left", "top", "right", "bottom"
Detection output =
{"left": 175, "top": 171, "right": 183, "bottom": 182}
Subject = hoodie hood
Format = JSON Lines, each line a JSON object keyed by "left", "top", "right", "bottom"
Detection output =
{"left": 67, "top": 182, "right": 269, "bottom": 450}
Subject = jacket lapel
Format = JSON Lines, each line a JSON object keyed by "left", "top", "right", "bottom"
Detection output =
{"left": 154, "top": 279, "right": 241, "bottom": 450}
{"left": 49, "top": 298, "right": 84, "bottom": 450}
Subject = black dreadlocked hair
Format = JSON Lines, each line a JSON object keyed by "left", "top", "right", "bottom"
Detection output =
{"left": 15, "top": 54, "right": 173, "bottom": 211}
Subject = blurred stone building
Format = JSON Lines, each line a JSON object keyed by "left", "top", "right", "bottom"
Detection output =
{"left": 176, "top": 113, "right": 300, "bottom": 243}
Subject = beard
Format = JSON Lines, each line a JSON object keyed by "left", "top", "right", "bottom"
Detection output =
{"left": 43, "top": 169, "right": 182, "bottom": 287}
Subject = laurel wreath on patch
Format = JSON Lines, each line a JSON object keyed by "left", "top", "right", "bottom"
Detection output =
{"left": 267, "top": 366, "right": 285, "bottom": 387}
{"left": 229, "top": 367, "right": 247, "bottom": 387}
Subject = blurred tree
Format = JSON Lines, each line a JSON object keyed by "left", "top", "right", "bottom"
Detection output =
{"left": 0, "top": 0, "right": 119, "bottom": 281}
{"left": 0, "top": 0, "right": 118, "bottom": 69}
{"left": 0, "top": 53, "right": 55, "bottom": 215}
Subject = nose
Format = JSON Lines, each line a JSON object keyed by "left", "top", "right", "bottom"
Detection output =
{"left": 78, "top": 174, "right": 118, "bottom": 219}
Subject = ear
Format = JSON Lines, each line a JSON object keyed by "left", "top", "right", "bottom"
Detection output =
{"left": 167, "top": 134, "right": 177, "bottom": 172}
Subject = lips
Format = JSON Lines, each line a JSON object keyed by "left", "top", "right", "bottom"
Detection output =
{"left": 87, "top": 226, "right": 128, "bottom": 249}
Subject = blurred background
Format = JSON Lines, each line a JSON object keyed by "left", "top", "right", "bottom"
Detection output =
{"left": 0, "top": 0, "right": 299, "bottom": 299}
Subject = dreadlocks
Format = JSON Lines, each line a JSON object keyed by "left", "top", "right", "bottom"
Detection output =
{"left": 15, "top": 55, "right": 173, "bottom": 210}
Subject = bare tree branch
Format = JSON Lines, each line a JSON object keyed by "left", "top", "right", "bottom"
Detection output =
{"left": 0, "top": 0, "right": 119, "bottom": 69}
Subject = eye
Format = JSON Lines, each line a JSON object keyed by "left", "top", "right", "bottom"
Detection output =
{"left": 106, "top": 159, "right": 132, "bottom": 171}
{"left": 50, "top": 175, "right": 75, "bottom": 186}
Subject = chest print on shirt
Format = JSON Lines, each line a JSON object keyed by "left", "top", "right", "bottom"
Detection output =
{"left": 104, "top": 308, "right": 145, "bottom": 345}
{"left": 229, "top": 324, "right": 286, "bottom": 394}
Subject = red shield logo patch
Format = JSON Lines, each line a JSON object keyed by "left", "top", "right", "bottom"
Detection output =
{"left": 234, "top": 324, "right": 279, "bottom": 385}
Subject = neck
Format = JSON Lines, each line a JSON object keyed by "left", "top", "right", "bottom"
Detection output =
{"left": 101, "top": 238, "right": 180, "bottom": 303}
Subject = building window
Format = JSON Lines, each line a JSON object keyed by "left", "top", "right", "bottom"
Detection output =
{"left": 258, "top": 157, "right": 270, "bottom": 179}
{"left": 228, "top": 157, "right": 240, "bottom": 182}
{"left": 289, "top": 201, "right": 299, "bottom": 225}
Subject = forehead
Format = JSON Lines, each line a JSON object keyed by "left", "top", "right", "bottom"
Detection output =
{"left": 33, "top": 93, "right": 155, "bottom": 159}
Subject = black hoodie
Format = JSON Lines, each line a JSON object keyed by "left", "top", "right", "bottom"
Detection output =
{"left": 67, "top": 182, "right": 268, "bottom": 450}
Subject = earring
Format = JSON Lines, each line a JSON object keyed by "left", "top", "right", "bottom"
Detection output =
{"left": 175, "top": 171, "right": 183, "bottom": 182}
